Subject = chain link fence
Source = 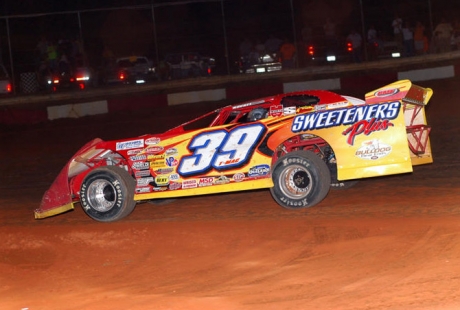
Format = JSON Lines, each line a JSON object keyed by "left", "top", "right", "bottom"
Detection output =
{"left": 0, "top": 0, "right": 457, "bottom": 94}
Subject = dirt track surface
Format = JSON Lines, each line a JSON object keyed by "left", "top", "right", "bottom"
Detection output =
{"left": 1, "top": 78, "right": 459, "bottom": 310}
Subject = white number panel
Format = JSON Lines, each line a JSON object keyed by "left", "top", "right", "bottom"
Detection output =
{"left": 178, "top": 124, "right": 266, "bottom": 177}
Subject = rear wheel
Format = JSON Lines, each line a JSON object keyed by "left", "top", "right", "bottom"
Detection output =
{"left": 270, "top": 151, "right": 331, "bottom": 209}
{"left": 80, "top": 166, "right": 136, "bottom": 222}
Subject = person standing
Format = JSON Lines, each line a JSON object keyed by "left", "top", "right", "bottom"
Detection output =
{"left": 279, "top": 38, "right": 296, "bottom": 69}
{"left": 347, "top": 29, "right": 362, "bottom": 63}
{"left": 367, "top": 24, "right": 378, "bottom": 60}
{"left": 413, "top": 21, "right": 426, "bottom": 55}
{"left": 402, "top": 21, "right": 415, "bottom": 57}
{"left": 323, "top": 18, "right": 337, "bottom": 50}
{"left": 392, "top": 14, "right": 403, "bottom": 51}
{"left": 434, "top": 17, "right": 453, "bottom": 53}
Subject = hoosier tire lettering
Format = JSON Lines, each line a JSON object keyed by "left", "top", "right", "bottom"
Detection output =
{"left": 80, "top": 166, "right": 136, "bottom": 222}
{"left": 270, "top": 151, "right": 331, "bottom": 210}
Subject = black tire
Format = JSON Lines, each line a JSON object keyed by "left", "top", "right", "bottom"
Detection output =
{"left": 270, "top": 151, "right": 331, "bottom": 209}
{"left": 80, "top": 166, "right": 136, "bottom": 222}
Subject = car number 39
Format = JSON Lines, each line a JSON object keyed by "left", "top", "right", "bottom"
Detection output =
{"left": 178, "top": 124, "right": 266, "bottom": 176}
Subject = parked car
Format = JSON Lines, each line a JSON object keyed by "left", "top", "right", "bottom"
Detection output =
{"left": 36, "top": 80, "right": 433, "bottom": 222}
{"left": 0, "top": 64, "right": 12, "bottom": 94}
{"left": 304, "top": 37, "right": 353, "bottom": 64}
{"left": 102, "top": 56, "right": 155, "bottom": 85}
{"left": 238, "top": 53, "right": 282, "bottom": 74}
{"left": 165, "top": 52, "right": 215, "bottom": 79}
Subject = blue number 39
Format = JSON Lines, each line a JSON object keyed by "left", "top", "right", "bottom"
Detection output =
{"left": 178, "top": 123, "right": 266, "bottom": 177}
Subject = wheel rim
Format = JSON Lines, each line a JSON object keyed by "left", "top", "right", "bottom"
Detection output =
{"left": 87, "top": 179, "right": 116, "bottom": 212}
{"left": 279, "top": 164, "right": 312, "bottom": 199}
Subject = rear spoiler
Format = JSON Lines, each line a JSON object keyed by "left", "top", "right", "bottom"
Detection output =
{"left": 365, "top": 79, "right": 433, "bottom": 106}
{"left": 366, "top": 79, "right": 433, "bottom": 163}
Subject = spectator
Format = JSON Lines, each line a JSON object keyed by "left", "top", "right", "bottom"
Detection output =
{"left": 239, "top": 38, "right": 253, "bottom": 71}
{"left": 413, "top": 21, "right": 426, "bottom": 55}
{"left": 36, "top": 36, "right": 48, "bottom": 61}
{"left": 402, "top": 21, "right": 415, "bottom": 57}
{"left": 46, "top": 41, "right": 58, "bottom": 73}
{"left": 323, "top": 18, "right": 337, "bottom": 49}
{"left": 452, "top": 19, "right": 460, "bottom": 50}
{"left": 239, "top": 38, "right": 253, "bottom": 58}
{"left": 392, "top": 14, "right": 403, "bottom": 50}
{"left": 247, "top": 47, "right": 260, "bottom": 66}
{"left": 254, "top": 39, "right": 265, "bottom": 56}
{"left": 279, "top": 38, "right": 296, "bottom": 69}
{"left": 265, "top": 34, "right": 283, "bottom": 58}
{"left": 367, "top": 24, "right": 378, "bottom": 60}
{"left": 434, "top": 17, "right": 453, "bottom": 53}
{"left": 347, "top": 29, "right": 362, "bottom": 63}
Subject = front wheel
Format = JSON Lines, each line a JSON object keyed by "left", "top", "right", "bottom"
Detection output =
{"left": 80, "top": 166, "right": 136, "bottom": 222}
{"left": 270, "top": 151, "right": 331, "bottom": 210}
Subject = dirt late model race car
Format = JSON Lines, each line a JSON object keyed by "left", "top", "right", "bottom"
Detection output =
{"left": 36, "top": 79, "right": 433, "bottom": 222}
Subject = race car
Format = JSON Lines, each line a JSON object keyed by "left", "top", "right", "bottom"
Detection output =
{"left": 36, "top": 80, "right": 433, "bottom": 222}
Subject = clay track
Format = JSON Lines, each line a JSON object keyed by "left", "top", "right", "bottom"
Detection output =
{"left": 0, "top": 78, "right": 459, "bottom": 310}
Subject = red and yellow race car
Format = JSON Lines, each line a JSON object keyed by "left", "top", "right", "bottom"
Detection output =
{"left": 36, "top": 80, "right": 433, "bottom": 222}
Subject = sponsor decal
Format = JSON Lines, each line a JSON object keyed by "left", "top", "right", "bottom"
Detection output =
{"left": 127, "top": 149, "right": 142, "bottom": 156}
{"left": 292, "top": 101, "right": 400, "bottom": 145}
{"left": 155, "top": 168, "right": 174, "bottom": 174}
{"left": 327, "top": 101, "right": 348, "bottom": 109}
{"left": 135, "top": 170, "right": 151, "bottom": 177}
{"left": 130, "top": 154, "right": 147, "bottom": 161}
{"left": 355, "top": 139, "right": 392, "bottom": 160}
{"left": 248, "top": 164, "right": 270, "bottom": 177}
{"left": 132, "top": 161, "right": 149, "bottom": 170}
{"left": 136, "top": 187, "right": 152, "bottom": 193}
{"left": 283, "top": 106, "right": 296, "bottom": 115}
{"left": 153, "top": 187, "right": 168, "bottom": 191}
{"left": 166, "top": 156, "right": 178, "bottom": 167}
{"left": 298, "top": 106, "right": 314, "bottom": 113}
{"left": 150, "top": 160, "right": 166, "bottom": 168}
{"left": 182, "top": 179, "right": 198, "bottom": 189}
{"left": 214, "top": 175, "right": 230, "bottom": 184}
{"left": 314, "top": 105, "right": 327, "bottom": 111}
{"left": 116, "top": 139, "right": 144, "bottom": 151}
{"left": 269, "top": 104, "right": 283, "bottom": 117}
{"left": 198, "top": 177, "right": 214, "bottom": 187}
{"left": 165, "top": 147, "right": 178, "bottom": 156}
{"left": 233, "top": 172, "right": 245, "bottom": 182}
{"left": 137, "top": 177, "right": 154, "bottom": 186}
{"left": 374, "top": 88, "right": 399, "bottom": 97}
{"left": 169, "top": 181, "right": 182, "bottom": 190}
{"left": 145, "top": 137, "right": 161, "bottom": 145}
{"left": 216, "top": 157, "right": 241, "bottom": 167}
{"left": 155, "top": 176, "right": 169, "bottom": 186}
{"left": 169, "top": 173, "right": 180, "bottom": 181}
{"left": 148, "top": 154, "right": 165, "bottom": 161}
{"left": 342, "top": 118, "right": 395, "bottom": 145}
{"left": 145, "top": 146, "right": 164, "bottom": 154}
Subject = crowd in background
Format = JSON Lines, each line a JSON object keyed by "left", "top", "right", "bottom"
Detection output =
{"left": 238, "top": 14, "right": 460, "bottom": 69}
{"left": 35, "top": 35, "right": 85, "bottom": 85}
